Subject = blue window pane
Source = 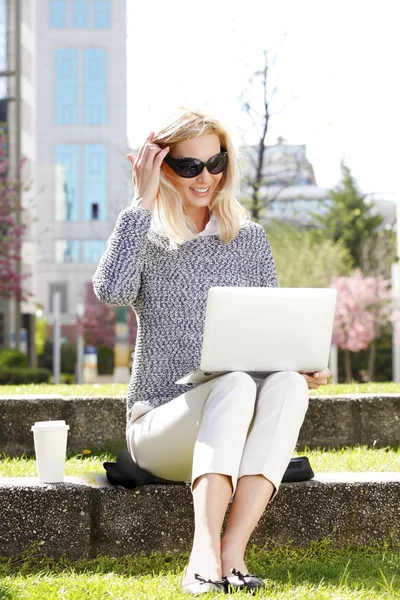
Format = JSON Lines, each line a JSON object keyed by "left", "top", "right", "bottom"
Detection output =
{"left": 71, "top": 1, "right": 89, "bottom": 28}
{"left": 83, "top": 145, "right": 107, "bottom": 221}
{"left": 83, "top": 240, "right": 106, "bottom": 262}
{"left": 55, "top": 145, "right": 79, "bottom": 221}
{"left": 93, "top": 1, "right": 111, "bottom": 28}
{"left": 55, "top": 240, "right": 80, "bottom": 263}
{"left": 55, "top": 49, "right": 78, "bottom": 124}
{"left": 49, "top": 1, "right": 67, "bottom": 28}
{"left": 83, "top": 49, "right": 106, "bottom": 124}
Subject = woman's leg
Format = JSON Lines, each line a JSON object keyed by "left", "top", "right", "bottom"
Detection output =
{"left": 126, "top": 371, "right": 258, "bottom": 582}
{"left": 220, "top": 371, "right": 309, "bottom": 576}
{"left": 189, "top": 473, "right": 232, "bottom": 583}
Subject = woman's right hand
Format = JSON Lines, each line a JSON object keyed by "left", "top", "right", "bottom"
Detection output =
{"left": 126, "top": 132, "right": 170, "bottom": 210}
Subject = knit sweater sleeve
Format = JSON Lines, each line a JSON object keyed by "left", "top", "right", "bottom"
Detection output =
{"left": 92, "top": 206, "right": 153, "bottom": 306}
{"left": 255, "top": 224, "right": 279, "bottom": 287}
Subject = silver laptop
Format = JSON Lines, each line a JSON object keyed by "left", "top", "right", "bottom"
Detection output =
{"left": 175, "top": 286, "right": 337, "bottom": 385}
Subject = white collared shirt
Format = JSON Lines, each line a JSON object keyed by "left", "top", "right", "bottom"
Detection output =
{"left": 131, "top": 198, "right": 219, "bottom": 237}
{"left": 190, "top": 210, "right": 218, "bottom": 237}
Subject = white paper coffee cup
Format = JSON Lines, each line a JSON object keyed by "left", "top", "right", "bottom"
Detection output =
{"left": 31, "top": 420, "right": 70, "bottom": 483}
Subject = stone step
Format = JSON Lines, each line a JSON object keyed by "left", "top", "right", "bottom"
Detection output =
{"left": 0, "top": 472, "right": 399, "bottom": 560}
{"left": 1, "top": 394, "right": 400, "bottom": 456}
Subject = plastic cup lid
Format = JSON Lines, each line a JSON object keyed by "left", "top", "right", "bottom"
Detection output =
{"left": 31, "top": 420, "right": 69, "bottom": 431}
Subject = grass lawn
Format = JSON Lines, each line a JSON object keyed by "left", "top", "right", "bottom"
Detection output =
{"left": 2, "top": 381, "right": 400, "bottom": 397}
{"left": 0, "top": 541, "right": 399, "bottom": 599}
{"left": 1, "top": 446, "right": 399, "bottom": 477}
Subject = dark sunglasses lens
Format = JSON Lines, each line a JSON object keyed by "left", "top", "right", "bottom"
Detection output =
{"left": 208, "top": 152, "right": 227, "bottom": 174}
{"left": 174, "top": 159, "right": 202, "bottom": 178}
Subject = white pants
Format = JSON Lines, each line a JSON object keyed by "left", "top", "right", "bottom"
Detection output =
{"left": 126, "top": 371, "right": 309, "bottom": 502}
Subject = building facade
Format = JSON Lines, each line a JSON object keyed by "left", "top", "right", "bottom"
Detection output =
{"left": 36, "top": 0, "right": 127, "bottom": 341}
{"left": 238, "top": 138, "right": 396, "bottom": 230}
{"left": 0, "top": 0, "right": 37, "bottom": 361}
{"left": 238, "top": 137, "right": 330, "bottom": 228}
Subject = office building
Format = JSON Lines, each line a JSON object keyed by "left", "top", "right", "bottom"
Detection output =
{"left": 36, "top": 0, "right": 127, "bottom": 342}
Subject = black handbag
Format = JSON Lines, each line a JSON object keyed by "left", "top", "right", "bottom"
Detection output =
{"left": 103, "top": 451, "right": 314, "bottom": 489}
{"left": 281, "top": 456, "right": 314, "bottom": 483}
{"left": 103, "top": 450, "right": 186, "bottom": 488}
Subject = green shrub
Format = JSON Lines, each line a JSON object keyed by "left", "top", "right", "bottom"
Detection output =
{"left": 97, "top": 345, "right": 114, "bottom": 375}
{"left": 61, "top": 342, "right": 77, "bottom": 374}
{"left": 37, "top": 340, "right": 52, "bottom": 371}
{"left": 0, "top": 349, "right": 29, "bottom": 369}
{"left": 38, "top": 341, "right": 77, "bottom": 374}
{"left": 0, "top": 368, "right": 51, "bottom": 384}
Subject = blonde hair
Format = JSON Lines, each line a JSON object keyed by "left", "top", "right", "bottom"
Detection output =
{"left": 150, "top": 106, "right": 250, "bottom": 247}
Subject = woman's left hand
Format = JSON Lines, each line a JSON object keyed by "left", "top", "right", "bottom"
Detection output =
{"left": 298, "top": 368, "right": 331, "bottom": 390}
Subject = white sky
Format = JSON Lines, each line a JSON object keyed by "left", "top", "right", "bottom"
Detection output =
{"left": 126, "top": 0, "right": 399, "bottom": 199}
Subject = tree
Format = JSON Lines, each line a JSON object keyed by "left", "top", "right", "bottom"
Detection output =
{"left": 267, "top": 221, "right": 353, "bottom": 288}
{"left": 329, "top": 269, "right": 393, "bottom": 382}
{"left": 312, "top": 161, "right": 384, "bottom": 270}
{"left": 0, "top": 137, "right": 31, "bottom": 302}
{"left": 359, "top": 228, "right": 397, "bottom": 280}
{"left": 80, "top": 281, "right": 138, "bottom": 350}
{"left": 238, "top": 51, "right": 304, "bottom": 223}
{"left": 82, "top": 282, "right": 115, "bottom": 347}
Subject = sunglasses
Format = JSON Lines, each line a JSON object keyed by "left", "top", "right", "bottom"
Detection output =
{"left": 163, "top": 148, "right": 228, "bottom": 178}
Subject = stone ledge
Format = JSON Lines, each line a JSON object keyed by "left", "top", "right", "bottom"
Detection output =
{"left": 1, "top": 394, "right": 400, "bottom": 457}
{"left": 0, "top": 472, "right": 399, "bottom": 559}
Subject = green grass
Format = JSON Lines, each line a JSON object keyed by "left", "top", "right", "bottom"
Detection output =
{"left": 0, "top": 540, "right": 399, "bottom": 599}
{"left": 1, "top": 446, "right": 399, "bottom": 478}
{"left": 0, "top": 383, "right": 128, "bottom": 398}
{"left": 2, "top": 381, "right": 400, "bottom": 397}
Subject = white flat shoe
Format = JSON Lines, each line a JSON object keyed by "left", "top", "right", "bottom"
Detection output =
{"left": 181, "top": 566, "right": 227, "bottom": 595}
{"left": 224, "top": 567, "right": 266, "bottom": 593}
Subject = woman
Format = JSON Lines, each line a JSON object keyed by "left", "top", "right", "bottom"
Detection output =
{"left": 92, "top": 108, "right": 331, "bottom": 595}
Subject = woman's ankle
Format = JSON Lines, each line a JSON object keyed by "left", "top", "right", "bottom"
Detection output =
{"left": 184, "top": 543, "right": 222, "bottom": 582}
{"left": 183, "top": 562, "right": 221, "bottom": 583}
{"left": 220, "top": 554, "right": 248, "bottom": 578}
{"left": 220, "top": 538, "right": 247, "bottom": 576}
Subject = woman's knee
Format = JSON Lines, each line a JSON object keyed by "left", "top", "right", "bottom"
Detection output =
{"left": 264, "top": 370, "right": 309, "bottom": 410}
{"left": 290, "top": 371, "right": 309, "bottom": 409}
{"left": 223, "top": 371, "right": 257, "bottom": 402}
{"left": 223, "top": 370, "right": 257, "bottom": 390}
{"left": 212, "top": 371, "right": 257, "bottom": 417}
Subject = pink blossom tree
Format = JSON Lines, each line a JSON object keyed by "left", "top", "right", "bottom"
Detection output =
{"left": 78, "top": 281, "right": 138, "bottom": 352}
{"left": 0, "top": 138, "right": 31, "bottom": 302}
{"left": 81, "top": 281, "right": 115, "bottom": 347}
{"left": 329, "top": 269, "right": 394, "bottom": 382}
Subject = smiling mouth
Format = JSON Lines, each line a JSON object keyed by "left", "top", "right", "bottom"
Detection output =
{"left": 189, "top": 186, "right": 211, "bottom": 194}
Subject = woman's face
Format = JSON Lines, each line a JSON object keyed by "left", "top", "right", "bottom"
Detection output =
{"left": 162, "top": 133, "right": 224, "bottom": 211}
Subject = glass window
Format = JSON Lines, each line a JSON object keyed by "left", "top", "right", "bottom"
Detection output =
{"left": 55, "top": 49, "right": 78, "bottom": 124}
{"left": 83, "top": 145, "right": 107, "bottom": 221}
{"left": 93, "top": 1, "right": 111, "bottom": 28}
{"left": 83, "top": 48, "right": 107, "bottom": 124}
{"left": 55, "top": 145, "right": 79, "bottom": 221}
{"left": 49, "top": 0, "right": 67, "bottom": 28}
{"left": 55, "top": 240, "right": 80, "bottom": 263}
{"left": 83, "top": 240, "right": 106, "bottom": 263}
{"left": 71, "top": 1, "right": 89, "bottom": 28}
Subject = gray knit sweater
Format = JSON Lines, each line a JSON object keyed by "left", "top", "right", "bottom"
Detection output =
{"left": 92, "top": 206, "right": 279, "bottom": 424}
